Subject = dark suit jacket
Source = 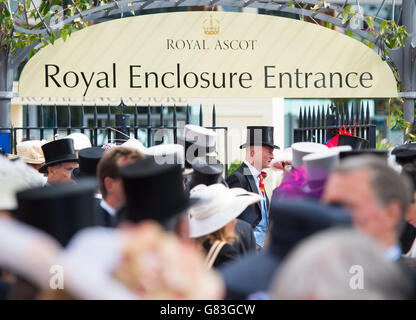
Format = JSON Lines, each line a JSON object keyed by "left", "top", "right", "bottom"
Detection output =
{"left": 226, "top": 163, "right": 269, "bottom": 228}
{"left": 232, "top": 219, "right": 256, "bottom": 255}
{"left": 94, "top": 199, "right": 116, "bottom": 228}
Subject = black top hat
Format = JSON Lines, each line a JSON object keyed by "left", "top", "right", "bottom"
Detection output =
{"left": 187, "top": 157, "right": 225, "bottom": 191}
{"left": 392, "top": 143, "right": 416, "bottom": 165}
{"left": 239, "top": 126, "right": 279, "bottom": 149}
{"left": 39, "top": 139, "right": 78, "bottom": 174}
{"left": 340, "top": 149, "right": 388, "bottom": 160}
{"left": 15, "top": 179, "right": 99, "bottom": 246}
{"left": 337, "top": 134, "right": 369, "bottom": 150}
{"left": 72, "top": 147, "right": 105, "bottom": 180}
{"left": 120, "top": 157, "right": 198, "bottom": 225}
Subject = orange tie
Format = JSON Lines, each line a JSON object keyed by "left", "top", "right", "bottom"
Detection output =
{"left": 259, "top": 171, "right": 267, "bottom": 196}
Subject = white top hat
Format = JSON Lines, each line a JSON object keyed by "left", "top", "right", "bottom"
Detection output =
{"left": 291, "top": 142, "right": 328, "bottom": 169}
{"left": 65, "top": 133, "right": 92, "bottom": 151}
{"left": 16, "top": 140, "right": 47, "bottom": 164}
{"left": 303, "top": 149, "right": 340, "bottom": 182}
{"left": 188, "top": 184, "right": 262, "bottom": 238}
{"left": 0, "top": 157, "right": 45, "bottom": 210}
{"left": 145, "top": 143, "right": 193, "bottom": 176}
{"left": 184, "top": 125, "right": 217, "bottom": 157}
{"left": 120, "top": 138, "right": 147, "bottom": 154}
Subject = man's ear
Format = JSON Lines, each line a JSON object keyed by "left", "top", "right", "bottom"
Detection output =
{"left": 104, "top": 176, "right": 113, "bottom": 193}
{"left": 47, "top": 166, "right": 54, "bottom": 175}
{"left": 250, "top": 147, "right": 255, "bottom": 157}
{"left": 386, "top": 199, "right": 403, "bottom": 229}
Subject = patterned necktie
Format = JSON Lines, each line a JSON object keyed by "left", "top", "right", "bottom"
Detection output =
{"left": 259, "top": 171, "right": 267, "bottom": 196}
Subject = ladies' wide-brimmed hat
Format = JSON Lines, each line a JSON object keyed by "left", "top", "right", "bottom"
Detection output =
{"left": 188, "top": 184, "right": 262, "bottom": 239}
{"left": 38, "top": 139, "right": 78, "bottom": 174}
{"left": 240, "top": 126, "right": 279, "bottom": 149}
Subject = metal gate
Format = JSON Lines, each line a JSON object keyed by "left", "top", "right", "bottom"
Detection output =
{"left": 293, "top": 103, "right": 376, "bottom": 148}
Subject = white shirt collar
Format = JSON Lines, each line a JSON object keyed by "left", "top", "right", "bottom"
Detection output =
{"left": 100, "top": 200, "right": 116, "bottom": 217}
{"left": 243, "top": 160, "right": 261, "bottom": 179}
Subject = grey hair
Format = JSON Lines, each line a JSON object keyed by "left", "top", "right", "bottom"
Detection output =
{"left": 271, "top": 229, "right": 413, "bottom": 300}
{"left": 333, "top": 155, "right": 413, "bottom": 218}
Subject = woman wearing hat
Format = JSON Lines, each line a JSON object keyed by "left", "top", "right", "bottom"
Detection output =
{"left": 188, "top": 184, "right": 261, "bottom": 269}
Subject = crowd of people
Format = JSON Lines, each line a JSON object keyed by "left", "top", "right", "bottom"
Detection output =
{"left": 1, "top": 124, "right": 416, "bottom": 300}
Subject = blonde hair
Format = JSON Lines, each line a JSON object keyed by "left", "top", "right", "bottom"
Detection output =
{"left": 195, "top": 222, "right": 237, "bottom": 246}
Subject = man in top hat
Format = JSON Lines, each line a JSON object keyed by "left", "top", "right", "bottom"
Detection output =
{"left": 227, "top": 126, "right": 278, "bottom": 250}
{"left": 39, "top": 139, "right": 79, "bottom": 186}
{"left": 97, "top": 147, "right": 144, "bottom": 227}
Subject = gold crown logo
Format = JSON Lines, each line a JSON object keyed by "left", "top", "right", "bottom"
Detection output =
{"left": 203, "top": 14, "right": 220, "bottom": 35}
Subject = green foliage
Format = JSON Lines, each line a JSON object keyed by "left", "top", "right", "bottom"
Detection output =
{"left": 386, "top": 98, "right": 416, "bottom": 142}
{"left": 0, "top": 0, "right": 108, "bottom": 62}
{"left": 376, "top": 137, "right": 394, "bottom": 150}
{"left": 228, "top": 160, "right": 242, "bottom": 176}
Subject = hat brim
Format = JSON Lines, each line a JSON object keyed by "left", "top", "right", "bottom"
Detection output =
{"left": 239, "top": 143, "right": 280, "bottom": 149}
{"left": 39, "top": 156, "right": 79, "bottom": 174}
{"left": 23, "top": 158, "right": 45, "bottom": 164}
{"left": 219, "top": 249, "right": 280, "bottom": 299}
{"left": 189, "top": 191, "right": 262, "bottom": 238}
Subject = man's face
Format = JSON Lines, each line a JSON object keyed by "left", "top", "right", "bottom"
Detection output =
{"left": 47, "top": 161, "right": 79, "bottom": 184}
{"left": 322, "top": 169, "right": 396, "bottom": 246}
{"left": 112, "top": 156, "right": 138, "bottom": 204}
{"left": 261, "top": 146, "right": 275, "bottom": 169}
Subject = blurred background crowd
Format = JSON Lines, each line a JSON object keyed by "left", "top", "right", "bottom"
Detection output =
{"left": 1, "top": 124, "right": 416, "bottom": 300}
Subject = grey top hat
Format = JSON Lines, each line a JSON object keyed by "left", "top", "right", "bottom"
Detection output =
{"left": 291, "top": 142, "right": 328, "bottom": 169}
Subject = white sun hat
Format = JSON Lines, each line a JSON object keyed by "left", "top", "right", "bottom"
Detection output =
{"left": 16, "top": 139, "right": 47, "bottom": 164}
{"left": 66, "top": 133, "right": 92, "bottom": 151}
{"left": 145, "top": 143, "right": 193, "bottom": 176}
{"left": 120, "top": 138, "right": 147, "bottom": 154}
{"left": 291, "top": 142, "right": 328, "bottom": 169}
{"left": 188, "top": 184, "right": 262, "bottom": 238}
{"left": 0, "top": 157, "right": 46, "bottom": 210}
